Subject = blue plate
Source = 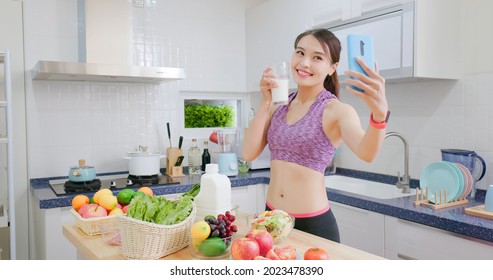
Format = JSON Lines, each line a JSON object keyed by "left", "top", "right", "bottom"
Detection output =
{"left": 420, "top": 161, "right": 461, "bottom": 203}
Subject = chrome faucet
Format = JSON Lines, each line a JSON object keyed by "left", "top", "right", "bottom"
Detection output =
{"left": 385, "top": 132, "right": 410, "bottom": 193}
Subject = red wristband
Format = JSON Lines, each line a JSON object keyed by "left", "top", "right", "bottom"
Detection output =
{"left": 370, "top": 112, "right": 389, "bottom": 129}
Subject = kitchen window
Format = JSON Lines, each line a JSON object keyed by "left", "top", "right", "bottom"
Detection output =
{"left": 179, "top": 91, "right": 250, "bottom": 140}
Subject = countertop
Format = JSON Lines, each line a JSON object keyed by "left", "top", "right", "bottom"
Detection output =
{"left": 62, "top": 213, "right": 384, "bottom": 260}
{"left": 31, "top": 168, "right": 493, "bottom": 244}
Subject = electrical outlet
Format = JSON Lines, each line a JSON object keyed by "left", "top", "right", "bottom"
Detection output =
{"left": 132, "top": 0, "right": 144, "bottom": 8}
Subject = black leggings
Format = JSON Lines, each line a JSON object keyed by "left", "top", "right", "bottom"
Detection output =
{"left": 265, "top": 204, "right": 340, "bottom": 243}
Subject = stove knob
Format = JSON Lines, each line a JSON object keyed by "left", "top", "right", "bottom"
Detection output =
{"left": 126, "top": 179, "right": 133, "bottom": 185}
{"left": 110, "top": 181, "right": 117, "bottom": 187}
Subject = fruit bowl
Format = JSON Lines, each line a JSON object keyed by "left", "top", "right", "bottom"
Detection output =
{"left": 189, "top": 233, "right": 236, "bottom": 259}
{"left": 248, "top": 210, "right": 295, "bottom": 243}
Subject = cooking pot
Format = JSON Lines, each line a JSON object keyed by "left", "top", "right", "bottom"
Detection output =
{"left": 69, "top": 159, "right": 96, "bottom": 182}
{"left": 123, "top": 146, "right": 165, "bottom": 176}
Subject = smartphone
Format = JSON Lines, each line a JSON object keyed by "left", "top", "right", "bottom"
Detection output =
{"left": 347, "top": 34, "right": 375, "bottom": 92}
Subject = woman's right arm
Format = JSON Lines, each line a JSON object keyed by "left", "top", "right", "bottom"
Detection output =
{"left": 242, "top": 67, "right": 276, "bottom": 161}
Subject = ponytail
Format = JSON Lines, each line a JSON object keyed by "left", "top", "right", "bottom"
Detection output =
{"left": 324, "top": 71, "right": 339, "bottom": 98}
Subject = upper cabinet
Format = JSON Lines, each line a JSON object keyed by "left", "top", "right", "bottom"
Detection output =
{"left": 320, "top": 0, "right": 461, "bottom": 81}
{"left": 246, "top": 0, "right": 461, "bottom": 92}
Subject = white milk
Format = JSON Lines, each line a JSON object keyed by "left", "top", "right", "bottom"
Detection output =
{"left": 194, "top": 163, "right": 232, "bottom": 221}
{"left": 271, "top": 78, "right": 289, "bottom": 104}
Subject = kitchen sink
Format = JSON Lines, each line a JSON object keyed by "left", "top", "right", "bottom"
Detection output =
{"left": 325, "top": 175, "right": 416, "bottom": 199}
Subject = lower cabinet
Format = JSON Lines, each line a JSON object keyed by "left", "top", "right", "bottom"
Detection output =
{"left": 330, "top": 201, "right": 493, "bottom": 259}
{"left": 384, "top": 216, "right": 493, "bottom": 260}
{"left": 330, "top": 201, "right": 385, "bottom": 257}
{"left": 231, "top": 184, "right": 266, "bottom": 215}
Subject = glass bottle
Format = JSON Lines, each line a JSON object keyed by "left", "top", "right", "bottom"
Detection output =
{"left": 201, "top": 141, "right": 211, "bottom": 172}
{"left": 188, "top": 138, "right": 202, "bottom": 175}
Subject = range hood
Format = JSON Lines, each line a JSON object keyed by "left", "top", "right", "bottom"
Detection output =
{"left": 32, "top": 0, "right": 185, "bottom": 83}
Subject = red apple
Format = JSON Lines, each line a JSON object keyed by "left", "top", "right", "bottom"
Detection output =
{"left": 82, "top": 204, "right": 107, "bottom": 218}
{"left": 78, "top": 203, "right": 93, "bottom": 217}
{"left": 230, "top": 238, "right": 260, "bottom": 260}
{"left": 254, "top": 256, "right": 270, "bottom": 260}
{"left": 122, "top": 205, "right": 129, "bottom": 214}
{"left": 273, "top": 245, "right": 297, "bottom": 260}
{"left": 245, "top": 229, "right": 274, "bottom": 257}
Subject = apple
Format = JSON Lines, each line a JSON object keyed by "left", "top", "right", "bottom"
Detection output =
{"left": 230, "top": 238, "right": 260, "bottom": 260}
{"left": 83, "top": 204, "right": 107, "bottom": 218}
{"left": 273, "top": 245, "right": 297, "bottom": 260}
{"left": 78, "top": 203, "right": 93, "bottom": 217}
{"left": 245, "top": 229, "right": 274, "bottom": 257}
{"left": 122, "top": 205, "right": 129, "bottom": 214}
{"left": 254, "top": 256, "right": 270, "bottom": 260}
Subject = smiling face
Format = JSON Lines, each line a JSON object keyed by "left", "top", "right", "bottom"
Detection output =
{"left": 291, "top": 34, "right": 338, "bottom": 91}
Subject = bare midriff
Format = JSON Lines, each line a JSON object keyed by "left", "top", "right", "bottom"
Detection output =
{"left": 266, "top": 160, "right": 329, "bottom": 215}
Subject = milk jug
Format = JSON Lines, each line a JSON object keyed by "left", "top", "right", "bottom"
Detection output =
{"left": 194, "top": 163, "right": 232, "bottom": 221}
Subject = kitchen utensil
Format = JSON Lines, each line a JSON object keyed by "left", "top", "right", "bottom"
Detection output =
{"left": 69, "top": 159, "right": 96, "bottom": 182}
{"left": 420, "top": 161, "right": 461, "bottom": 203}
{"left": 123, "top": 148, "right": 165, "bottom": 176}
{"left": 441, "top": 149, "right": 486, "bottom": 199}
{"left": 454, "top": 163, "right": 473, "bottom": 200}
{"left": 174, "top": 155, "right": 184, "bottom": 166}
{"left": 216, "top": 129, "right": 239, "bottom": 176}
{"left": 178, "top": 136, "right": 183, "bottom": 149}
{"left": 167, "top": 122, "right": 172, "bottom": 148}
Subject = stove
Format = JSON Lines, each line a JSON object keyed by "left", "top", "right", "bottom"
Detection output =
{"left": 49, "top": 173, "right": 181, "bottom": 196}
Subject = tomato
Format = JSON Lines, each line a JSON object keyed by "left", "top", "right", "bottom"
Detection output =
{"left": 303, "top": 247, "right": 329, "bottom": 260}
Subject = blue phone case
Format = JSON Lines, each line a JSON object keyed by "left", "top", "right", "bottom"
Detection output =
{"left": 347, "top": 34, "right": 375, "bottom": 92}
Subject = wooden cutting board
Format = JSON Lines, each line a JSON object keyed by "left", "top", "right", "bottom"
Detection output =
{"left": 464, "top": 205, "right": 493, "bottom": 220}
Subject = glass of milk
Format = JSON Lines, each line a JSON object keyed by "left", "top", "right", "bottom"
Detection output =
{"left": 270, "top": 62, "right": 290, "bottom": 105}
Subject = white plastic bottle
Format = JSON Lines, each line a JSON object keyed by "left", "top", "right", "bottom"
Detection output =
{"left": 194, "top": 163, "right": 232, "bottom": 221}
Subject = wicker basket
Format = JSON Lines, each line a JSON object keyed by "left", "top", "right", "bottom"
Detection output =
{"left": 70, "top": 209, "right": 117, "bottom": 236}
{"left": 117, "top": 202, "right": 196, "bottom": 260}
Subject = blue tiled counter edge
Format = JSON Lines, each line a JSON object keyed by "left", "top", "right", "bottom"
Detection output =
{"left": 31, "top": 168, "right": 493, "bottom": 244}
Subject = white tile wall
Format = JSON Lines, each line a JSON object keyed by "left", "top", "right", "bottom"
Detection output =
{"left": 337, "top": 73, "right": 493, "bottom": 190}
{"left": 24, "top": 0, "right": 250, "bottom": 178}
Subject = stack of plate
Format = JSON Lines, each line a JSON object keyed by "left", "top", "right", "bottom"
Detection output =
{"left": 420, "top": 161, "right": 473, "bottom": 203}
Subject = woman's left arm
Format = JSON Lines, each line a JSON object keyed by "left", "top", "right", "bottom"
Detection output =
{"left": 339, "top": 57, "right": 389, "bottom": 162}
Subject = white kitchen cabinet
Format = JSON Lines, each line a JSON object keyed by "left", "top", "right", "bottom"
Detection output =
{"left": 330, "top": 201, "right": 385, "bottom": 257}
{"left": 323, "top": 0, "right": 460, "bottom": 81}
{"left": 384, "top": 216, "right": 493, "bottom": 260}
{"left": 246, "top": 0, "right": 460, "bottom": 91}
{"left": 231, "top": 184, "right": 267, "bottom": 215}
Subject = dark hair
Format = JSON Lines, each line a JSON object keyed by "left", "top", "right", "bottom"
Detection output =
{"left": 294, "top": 28, "right": 341, "bottom": 98}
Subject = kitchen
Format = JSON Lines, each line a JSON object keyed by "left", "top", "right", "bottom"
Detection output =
{"left": 1, "top": 0, "right": 493, "bottom": 262}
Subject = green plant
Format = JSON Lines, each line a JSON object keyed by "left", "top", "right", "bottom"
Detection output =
{"left": 184, "top": 104, "right": 234, "bottom": 128}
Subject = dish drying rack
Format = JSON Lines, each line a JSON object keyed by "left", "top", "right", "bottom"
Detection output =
{"left": 413, "top": 186, "right": 468, "bottom": 209}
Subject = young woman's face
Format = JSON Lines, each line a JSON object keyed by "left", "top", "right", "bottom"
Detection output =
{"left": 291, "top": 34, "right": 337, "bottom": 89}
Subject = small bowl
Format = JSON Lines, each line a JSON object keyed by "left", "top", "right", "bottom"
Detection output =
{"left": 248, "top": 210, "right": 295, "bottom": 243}
{"left": 190, "top": 233, "right": 236, "bottom": 259}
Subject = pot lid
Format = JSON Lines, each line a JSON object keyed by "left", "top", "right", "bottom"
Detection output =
{"left": 126, "top": 151, "right": 164, "bottom": 157}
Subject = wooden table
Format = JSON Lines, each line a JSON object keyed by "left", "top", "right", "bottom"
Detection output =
{"left": 62, "top": 214, "right": 385, "bottom": 260}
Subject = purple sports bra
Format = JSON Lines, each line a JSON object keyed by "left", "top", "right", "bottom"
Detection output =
{"left": 267, "top": 89, "right": 337, "bottom": 173}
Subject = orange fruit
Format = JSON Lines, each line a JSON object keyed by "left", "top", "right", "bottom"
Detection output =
{"left": 72, "top": 194, "right": 90, "bottom": 211}
{"left": 98, "top": 194, "right": 118, "bottom": 211}
{"left": 93, "top": 189, "right": 113, "bottom": 204}
{"left": 190, "top": 221, "right": 211, "bottom": 240}
{"left": 137, "top": 186, "right": 154, "bottom": 197}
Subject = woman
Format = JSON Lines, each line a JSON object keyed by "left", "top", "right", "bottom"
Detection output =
{"left": 242, "top": 28, "right": 388, "bottom": 242}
